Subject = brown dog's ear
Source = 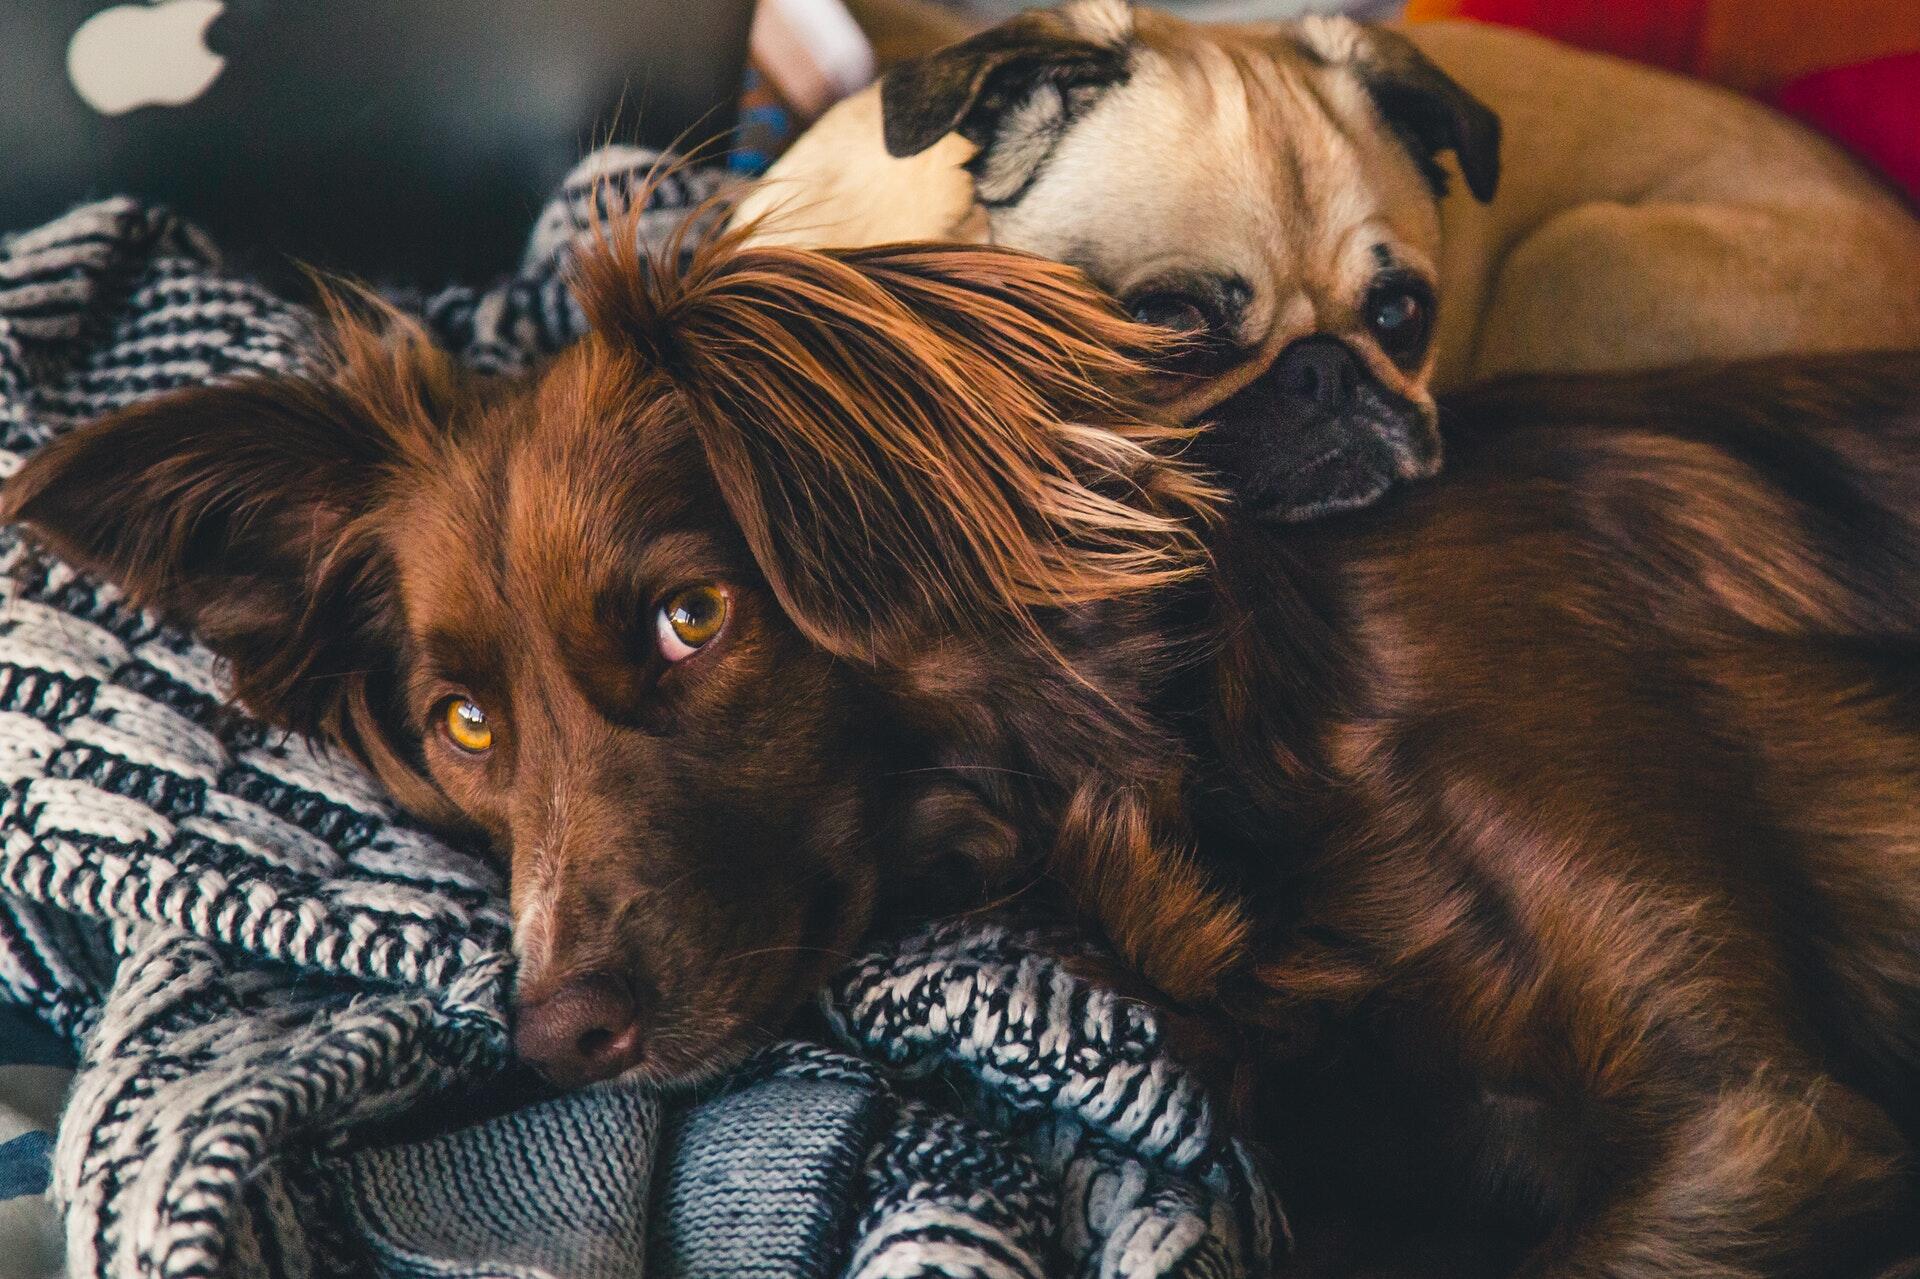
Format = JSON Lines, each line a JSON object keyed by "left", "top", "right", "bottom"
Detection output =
{"left": 1, "top": 301, "right": 446, "bottom": 738}
{"left": 1300, "top": 18, "right": 1501, "bottom": 204}
{"left": 577, "top": 229, "right": 1214, "bottom": 665}
{"left": 879, "top": 1, "right": 1133, "bottom": 201}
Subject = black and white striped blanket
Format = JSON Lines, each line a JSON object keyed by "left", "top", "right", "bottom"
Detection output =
{"left": 0, "top": 147, "right": 1281, "bottom": 1279}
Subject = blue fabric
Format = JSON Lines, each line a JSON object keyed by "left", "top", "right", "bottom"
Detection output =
{"left": 0, "top": 1007, "right": 72, "bottom": 1070}
{"left": 651, "top": 1053, "right": 884, "bottom": 1279}
{"left": 342, "top": 1080, "right": 659, "bottom": 1279}
{"left": 0, "top": 1130, "right": 52, "bottom": 1198}
{"left": 0, "top": 1029, "right": 67, "bottom": 1279}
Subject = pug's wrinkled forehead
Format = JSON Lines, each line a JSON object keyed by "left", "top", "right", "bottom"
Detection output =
{"left": 881, "top": 1, "right": 1499, "bottom": 410}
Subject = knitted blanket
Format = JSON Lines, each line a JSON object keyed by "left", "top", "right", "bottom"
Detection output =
{"left": 0, "top": 148, "right": 1282, "bottom": 1279}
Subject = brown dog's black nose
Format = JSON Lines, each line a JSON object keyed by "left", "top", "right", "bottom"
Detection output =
{"left": 514, "top": 973, "right": 646, "bottom": 1085}
{"left": 1275, "top": 337, "right": 1362, "bottom": 414}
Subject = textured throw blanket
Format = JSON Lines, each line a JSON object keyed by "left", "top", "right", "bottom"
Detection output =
{"left": 0, "top": 148, "right": 1282, "bottom": 1279}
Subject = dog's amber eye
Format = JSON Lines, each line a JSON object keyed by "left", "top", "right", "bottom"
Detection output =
{"left": 440, "top": 697, "right": 494, "bottom": 754}
{"left": 657, "top": 585, "right": 729, "bottom": 662}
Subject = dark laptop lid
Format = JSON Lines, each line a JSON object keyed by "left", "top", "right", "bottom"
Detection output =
{"left": 1, "top": 0, "right": 753, "bottom": 283}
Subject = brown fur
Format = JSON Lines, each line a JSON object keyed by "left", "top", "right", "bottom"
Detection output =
{"left": 0, "top": 225, "right": 1247, "bottom": 1085}
{"left": 1162, "top": 353, "right": 1920, "bottom": 1276}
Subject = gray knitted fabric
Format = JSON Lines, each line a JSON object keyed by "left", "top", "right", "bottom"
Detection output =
{"left": 343, "top": 1081, "right": 660, "bottom": 1279}
{"left": 650, "top": 1051, "right": 883, "bottom": 1279}
{"left": 0, "top": 148, "right": 1283, "bottom": 1279}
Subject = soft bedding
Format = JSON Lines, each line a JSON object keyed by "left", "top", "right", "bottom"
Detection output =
{"left": 0, "top": 148, "right": 1280, "bottom": 1279}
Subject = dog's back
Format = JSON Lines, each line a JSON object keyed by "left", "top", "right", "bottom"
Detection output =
{"left": 1192, "top": 351, "right": 1920, "bottom": 1274}
{"left": 1442, "top": 354, "right": 1920, "bottom": 1104}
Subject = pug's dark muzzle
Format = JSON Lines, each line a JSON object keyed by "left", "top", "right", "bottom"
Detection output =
{"left": 1204, "top": 337, "right": 1441, "bottom": 523}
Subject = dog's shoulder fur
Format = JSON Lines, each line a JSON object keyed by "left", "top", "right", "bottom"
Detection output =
{"left": 1177, "top": 352, "right": 1920, "bottom": 1274}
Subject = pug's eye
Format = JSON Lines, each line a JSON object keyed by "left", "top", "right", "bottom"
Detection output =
{"left": 1128, "top": 292, "right": 1213, "bottom": 337}
{"left": 439, "top": 697, "right": 494, "bottom": 754}
{"left": 1364, "top": 279, "right": 1435, "bottom": 367}
{"left": 1369, "top": 291, "right": 1421, "bottom": 336}
{"left": 657, "top": 585, "right": 729, "bottom": 662}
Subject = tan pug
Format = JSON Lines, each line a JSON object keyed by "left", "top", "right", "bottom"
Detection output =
{"left": 734, "top": 1, "right": 1920, "bottom": 522}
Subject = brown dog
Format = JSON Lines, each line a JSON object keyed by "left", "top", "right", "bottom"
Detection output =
{"left": 1164, "top": 351, "right": 1920, "bottom": 1276}
{"left": 0, "top": 229, "right": 1245, "bottom": 1088}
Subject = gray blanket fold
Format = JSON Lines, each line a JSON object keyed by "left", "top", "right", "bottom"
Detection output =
{"left": 0, "top": 147, "right": 1282, "bottom": 1279}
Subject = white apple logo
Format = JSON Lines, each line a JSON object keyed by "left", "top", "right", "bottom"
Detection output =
{"left": 67, "top": 0, "right": 228, "bottom": 117}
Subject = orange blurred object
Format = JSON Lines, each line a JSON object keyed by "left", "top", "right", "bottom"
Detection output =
{"left": 1402, "top": 0, "right": 1920, "bottom": 204}
{"left": 1403, "top": 0, "right": 1920, "bottom": 94}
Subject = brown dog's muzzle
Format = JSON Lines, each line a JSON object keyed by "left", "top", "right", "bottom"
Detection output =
{"left": 1202, "top": 336, "right": 1441, "bottom": 523}
{"left": 514, "top": 970, "right": 653, "bottom": 1086}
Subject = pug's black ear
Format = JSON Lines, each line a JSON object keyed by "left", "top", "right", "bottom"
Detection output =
{"left": 1303, "top": 18, "right": 1502, "bottom": 204}
{"left": 880, "top": 1, "right": 1133, "bottom": 201}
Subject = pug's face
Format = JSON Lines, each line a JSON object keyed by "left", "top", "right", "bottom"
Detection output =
{"left": 880, "top": 1, "right": 1500, "bottom": 522}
